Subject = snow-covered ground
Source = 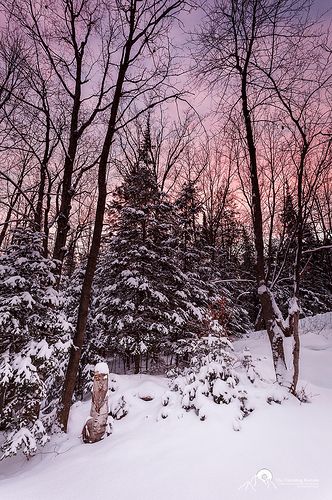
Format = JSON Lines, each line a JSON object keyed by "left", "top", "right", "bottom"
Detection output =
{"left": 1, "top": 313, "right": 332, "bottom": 500}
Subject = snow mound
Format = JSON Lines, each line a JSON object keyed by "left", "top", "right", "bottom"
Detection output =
{"left": 1, "top": 313, "right": 332, "bottom": 500}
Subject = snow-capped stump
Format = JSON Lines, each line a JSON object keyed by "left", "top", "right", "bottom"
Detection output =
{"left": 82, "top": 363, "right": 110, "bottom": 444}
{"left": 95, "top": 361, "right": 109, "bottom": 374}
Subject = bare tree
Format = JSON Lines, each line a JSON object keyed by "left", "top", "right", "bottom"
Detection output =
{"left": 115, "top": 106, "right": 200, "bottom": 194}
{"left": 2, "top": 0, "right": 117, "bottom": 269}
{"left": 59, "top": 0, "right": 187, "bottom": 431}
{"left": 194, "top": 0, "right": 331, "bottom": 391}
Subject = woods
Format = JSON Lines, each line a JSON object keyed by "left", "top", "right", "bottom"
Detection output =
{"left": 0, "top": 0, "right": 331, "bottom": 461}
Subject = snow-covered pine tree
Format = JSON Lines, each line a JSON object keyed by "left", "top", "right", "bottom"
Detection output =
{"left": 92, "top": 129, "right": 211, "bottom": 373}
{"left": 0, "top": 229, "right": 72, "bottom": 458}
{"left": 175, "top": 181, "right": 252, "bottom": 337}
{"left": 166, "top": 312, "right": 288, "bottom": 429}
{"left": 175, "top": 180, "right": 202, "bottom": 272}
{"left": 269, "top": 186, "right": 331, "bottom": 317}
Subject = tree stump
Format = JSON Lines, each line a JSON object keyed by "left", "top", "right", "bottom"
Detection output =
{"left": 82, "top": 362, "right": 109, "bottom": 443}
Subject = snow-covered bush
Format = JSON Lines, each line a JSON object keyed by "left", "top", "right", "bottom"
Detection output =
{"left": 167, "top": 335, "right": 268, "bottom": 427}
{"left": 109, "top": 395, "right": 129, "bottom": 421}
{"left": 0, "top": 229, "right": 72, "bottom": 459}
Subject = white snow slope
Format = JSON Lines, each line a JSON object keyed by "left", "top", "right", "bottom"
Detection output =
{"left": 1, "top": 313, "right": 332, "bottom": 500}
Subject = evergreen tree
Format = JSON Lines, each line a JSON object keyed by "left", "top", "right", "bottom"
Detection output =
{"left": 175, "top": 181, "right": 215, "bottom": 286}
{"left": 0, "top": 229, "right": 72, "bottom": 458}
{"left": 240, "top": 226, "right": 256, "bottom": 274}
{"left": 175, "top": 180, "right": 201, "bottom": 268}
{"left": 93, "top": 131, "right": 212, "bottom": 373}
{"left": 280, "top": 184, "right": 297, "bottom": 243}
{"left": 176, "top": 184, "right": 253, "bottom": 337}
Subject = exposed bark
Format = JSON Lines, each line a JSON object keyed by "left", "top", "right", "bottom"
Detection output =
{"left": 82, "top": 364, "right": 109, "bottom": 444}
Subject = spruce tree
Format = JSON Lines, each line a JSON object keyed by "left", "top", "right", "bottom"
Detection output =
{"left": 176, "top": 183, "right": 252, "bottom": 336}
{"left": 0, "top": 229, "right": 72, "bottom": 458}
{"left": 93, "top": 131, "right": 211, "bottom": 373}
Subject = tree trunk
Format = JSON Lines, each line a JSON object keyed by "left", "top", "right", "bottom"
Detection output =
{"left": 288, "top": 146, "right": 306, "bottom": 395}
{"left": 134, "top": 354, "right": 140, "bottom": 374}
{"left": 43, "top": 174, "right": 52, "bottom": 258}
{"left": 82, "top": 363, "right": 109, "bottom": 443}
{"left": 59, "top": 27, "right": 135, "bottom": 432}
{"left": 239, "top": 60, "right": 287, "bottom": 382}
{"left": 0, "top": 196, "right": 17, "bottom": 248}
{"left": 288, "top": 301, "right": 300, "bottom": 394}
{"left": 59, "top": 0, "right": 183, "bottom": 431}
{"left": 52, "top": 56, "right": 83, "bottom": 269}
{"left": 34, "top": 109, "right": 51, "bottom": 236}
{"left": 0, "top": 176, "right": 23, "bottom": 249}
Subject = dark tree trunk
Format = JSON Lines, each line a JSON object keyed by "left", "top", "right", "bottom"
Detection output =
{"left": 0, "top": 194, "right": 18, "bottom": 248}
{"left": 134, "top": 354, "right": 140, "bottom": 374}
{"left": 0, "top": 170, "right": 24, "bottom": 248}
{"left": 43, "top": 173, "right": 52, "bottom": 258}
{"left": 34, "top": 162, "right": 46, "bottom": 232}
{"left": 34, "top": 110, "right": 51, "bottom": 240}
{"left": 59, "top": 28, "right": 135, "bottom": 431}
{"left": 289, "top": 147, "right": 307, "bottom": 394}
{"left": 59, "top": 0, "right": 184, "bottom": 431}
{"left": 52, "top": 56, "right": 82, "bottom": 269}
{"left": 238, "top": 52, "right": 287, "bottom": 382}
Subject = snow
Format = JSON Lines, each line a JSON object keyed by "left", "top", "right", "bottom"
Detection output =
{"left": 1, "top": 313, "right": 332, "bottom": 500}
{"left": 21, "top": 291, "right": 35, "bottom": 308}
{"left": 288, "top": 296, "right": 300, "bottom": 314}
{"left": 257, "top": 284, "right": 267, "bottom": 295}
{"left": 4, "top": 275, "right": 26, "bottom": 287}
{"left": 42, "top": 287, "right": 62, "bottom": 306}
{"left": 126, "top": 277, "right": 139, "bottom": 288}
{"left": 32, "top": 339, "right": 53, "bottom": 360}
{"left": 95, "top": 362, "right": 109, "bottom": 375}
